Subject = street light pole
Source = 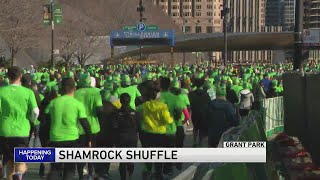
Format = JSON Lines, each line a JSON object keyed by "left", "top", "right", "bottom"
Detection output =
{"left": 137, "top": 0, "right": 145, "bottom": 61}
{"left": 182, "top": 18, "right": 186, "bottom": 65}
{"left": 221, "top": 0, "right": 229, "bottom": 66}
{"left": 293, "top": 0, "right": 304, "bottom": 71}
{"left": 50, "top": 0, "right": 55, "bottom": 69}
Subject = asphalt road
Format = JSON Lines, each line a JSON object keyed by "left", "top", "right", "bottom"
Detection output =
{"left": 19, "top": 128, "right": 194, "bottom": 180}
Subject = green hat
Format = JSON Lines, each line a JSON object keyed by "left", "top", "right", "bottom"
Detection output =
{"left": 171, "top": 80, "right": 180, "bottom": 89}
{"left": 233, "top": 78, "right": 240, "bottom": 85}
{"left": 79, "top": 73, "right": 91, "bottom": 87}
{"left": 272, "top": 80, "right": 278, "bottom": 87}
{"left": 145, "top": 73, "right": 153, "bottom": 81}
{"left": 216, "top": 84, "right": 227, "bottom": 97}
{"left": 122, "top": 75, "right": 131, "bottom": 85}
{"left": 243, "top": 82, "right": 249, "bottom": 89}
{"left": 104, "top": 81, "right": 113, "bottom": 91}
{"left": 66, "top": 71, "right": 74, "bottom": 78}
{"left": 52, "top": 85, "right": 59, "bottom": 92}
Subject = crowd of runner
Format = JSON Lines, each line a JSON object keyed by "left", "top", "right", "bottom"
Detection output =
{"left": 0, "top": 62, "right": 308, "bottom": 180}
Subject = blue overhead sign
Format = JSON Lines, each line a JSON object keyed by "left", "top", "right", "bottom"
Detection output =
{"left": 110, "top": 30, "right": 174, "bottom": 39}
{"left": 110, "top": 30, "right": 175, "bottom": 47}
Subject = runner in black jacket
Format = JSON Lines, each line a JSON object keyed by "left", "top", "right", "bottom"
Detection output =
{"left": 114, "top": 93, "right": 139, "bottom": 180}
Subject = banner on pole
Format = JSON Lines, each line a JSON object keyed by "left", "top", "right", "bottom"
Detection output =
{"left": 43, "top": 5, "right": 51, "bottom": 25}
{"left": 53, "top": 4, "right": 63, "bottom": 24}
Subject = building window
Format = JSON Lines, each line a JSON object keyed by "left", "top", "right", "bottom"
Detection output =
{"left": 196, "top": 26, "right": 202, "bottom": 33}
{"left": 184, "top": 12, "right": 191, "bottom": 16}
{"left": 172, "top": 5, "right": 179, "bottom": 9}
{"left": 172, "top": 12, "right": 178, "bottom": 16}
{"left": 207, "top": 5, "right": 213, "bottom": 9}
{"left": 185, "top": 26, "right": 191, "bottom": 32}
{"left": 207, "top": 0, "right": 212, "bottom": 2}
{"left": 196, "top": 12, "right": 201, "bottom": 16}
{"left": 172, "top": 0, "right": 179, "bottom": 2}
{"left": 183, "top": 5, "right": 190, "bottom": 9}
{"left": 214, "top": 19, "right": 220, "bottom": 24}
{"left": 196, "top": 0, "right": 201, "bottom": 2}
{"left": 196, "top": 5, "right": 201, "bottom": 9}
{"left": 207, "top": 12, "right": 213, "bottom": 16}
{"left": 207, "top": 26, "right": 213, "bottom": 33}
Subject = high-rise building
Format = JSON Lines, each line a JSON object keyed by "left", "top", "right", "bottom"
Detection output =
{"left": 265, "top": 0, "right": 295, "bottom": 31}
{"left": 154, "top": 0, "right": 281, "bottom": 63}
{"left": 153, "top": 0, "right": 223, "bottom": 33}
{"left": 226, "top": 0, "right": 280, "bottom": 63}
{"left": 153, "top": 0, "right": 223, "bottom": 61}
{"left": 304, "top": 0, "right": 320, "bottom": 29}
{"left": 304, "top": 0, "right": 320, "bottom": 60}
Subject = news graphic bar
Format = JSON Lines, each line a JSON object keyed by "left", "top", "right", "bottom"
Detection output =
{"left": 14, "top": 148, "right": 56, "bottom": 163}
{"left": 15, "top": 143, "right": 266, "bottom": 163}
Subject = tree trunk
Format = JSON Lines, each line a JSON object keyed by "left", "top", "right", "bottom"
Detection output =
{"left": 10, "top": 48, "right": 14, "bottom": 67}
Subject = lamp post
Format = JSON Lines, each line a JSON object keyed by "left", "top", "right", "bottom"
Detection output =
{"left": 137, "top": 0, "right": 145, "bottom": 61}
{"left": 50, "top": 0, "right": 55, "bottom": 69}
{"left": 221, "top": 0, "right": 229, "bottom": 66}
{"left": 182, "top": 18, "right": 186, "bottom": 65}
{"left": 293, "top": 0, "right": 304, "bottom": 71}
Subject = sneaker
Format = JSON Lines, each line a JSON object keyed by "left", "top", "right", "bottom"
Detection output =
{"left": 83, "top": 167, "right": 89, "bottom": 176}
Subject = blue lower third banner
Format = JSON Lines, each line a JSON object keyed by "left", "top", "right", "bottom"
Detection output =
{"left": 14, "top": 148, "right": 55, "bottom": 163}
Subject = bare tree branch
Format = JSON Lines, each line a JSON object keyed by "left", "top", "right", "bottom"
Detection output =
{"left": 0, "top": 0, "right": 42, "bottom": 66}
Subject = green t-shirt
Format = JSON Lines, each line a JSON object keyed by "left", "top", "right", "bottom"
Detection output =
{"left": 179, "top": 93, "right": 190, "bottom": 107}
{"left": 231, "top": 85, "right": 244, "bottom": 96}
{"left": 173, "top": 94, "right": 188, "bottom": 127}
{"left": 45, "top": 95, "right": 87, "bottom": 142}
{"left": 75, "top": 87, "right": 103, "bottom": 134}
{"left": 160, "top": 91, "right": 177, "bottom": 134}
{"left": 115, "top": 85, "right": 141, "bottom": 110}
{"left": 47, "top": 80, "right": 57, "bottom": 92}
{"left": 0, "top": 85, "right": 38, "bottom": 137}
{"left": 160, "top": 91, "right": 188, "bottom": 129}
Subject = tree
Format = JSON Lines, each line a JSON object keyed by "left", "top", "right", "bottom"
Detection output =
{"left": 74, "top": 35, "right": 99, "bottom": 67}
{"left": 0, "top": 0, "right": 42, "bottom": 66}
{"left": 57, "top": 20, "right": 78, "bottom": 65}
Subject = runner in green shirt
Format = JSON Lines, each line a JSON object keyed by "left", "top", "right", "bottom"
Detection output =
{"left": 0, "top": 66, "right": 39, "bottom": 180}
{"left": 44, "top": 78, "right": 91, "bottom": 180}
{"left": 74, "top": 73, "right": 103, "bottom": 179}
{"left": 115, "top": 75, "right": 142, "bottom": 110}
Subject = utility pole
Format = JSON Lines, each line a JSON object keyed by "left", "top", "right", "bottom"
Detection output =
{"left": 137, "top": 0, "right": 145, "bottom": 61}
{"left": 293, "top": 0, "right": 304, "bottom": 71}
{"left": 221, "top": 0, "right": 229, "bottom": 66}
{"left": 50, "top": 0, "right": 55, "bottom": 69}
